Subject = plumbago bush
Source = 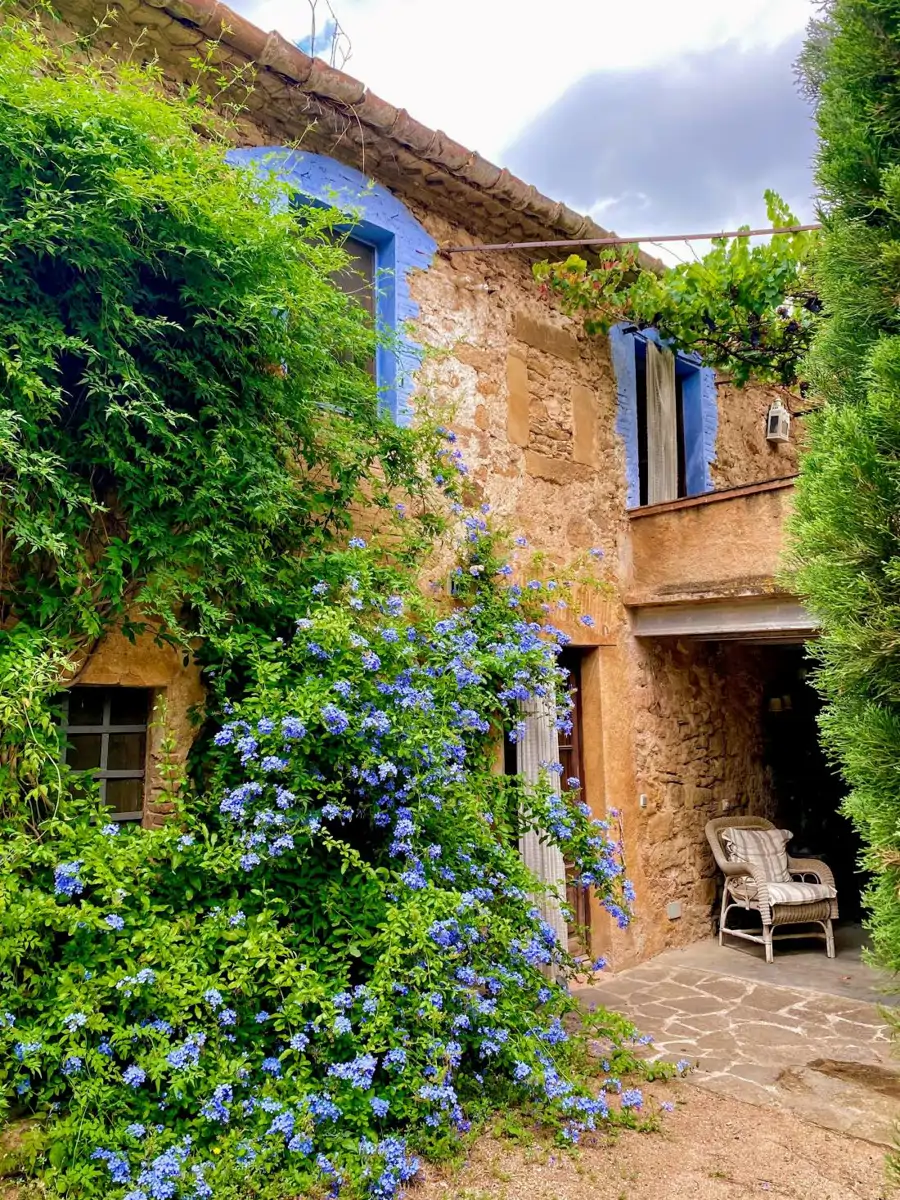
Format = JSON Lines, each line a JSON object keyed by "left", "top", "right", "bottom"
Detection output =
{"left": 0, "top": 526, "right": 668, "bottom": 1200}
{"left": 0, "top": 15, "right": 673, "bottom": 1200}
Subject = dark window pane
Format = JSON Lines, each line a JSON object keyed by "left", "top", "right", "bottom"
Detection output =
{"left": 68, "top": 689, "right": 105, "bottom": 726}
{"left": 109, "top": 689, "right": 150, "bottom": 726}
{"left": 332, "top": 237, "right": 376, "bottom": 320}
{"left": 107, "top": 732, "right": 146, "bottom": 771}
{"left": 67, "top": 734, "right": 102, "bottom": 771}
{"left": 675, "top": 374, "right": 687, "bottom": 499}
{"left": 106, "top": 778, "right": 144, "bottom": 816}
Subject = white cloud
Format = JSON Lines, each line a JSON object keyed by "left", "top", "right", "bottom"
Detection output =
{"left": 236, "top": 0, "right": 817, "bottom": 161}
{"left": 589, "top": 192, "right": 652, "bottom": 222}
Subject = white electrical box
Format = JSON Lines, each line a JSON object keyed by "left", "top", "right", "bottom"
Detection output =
{"left": 766, "top": 399, "right": 791, "bottom": 444}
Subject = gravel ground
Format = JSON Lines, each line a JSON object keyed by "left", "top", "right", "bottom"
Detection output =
{"left": 417, "top": 1080, "right": 899, "bottom": 1200}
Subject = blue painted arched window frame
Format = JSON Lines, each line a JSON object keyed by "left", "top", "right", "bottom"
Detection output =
{"left": 610, "top": 324, "right": 718, "bottom": 508}
{"left": 226, "top": 147, "right": 436, "bottom": 425}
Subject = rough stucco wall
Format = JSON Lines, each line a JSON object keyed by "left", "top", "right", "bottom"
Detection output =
{"left": 712, "top": 382, "right": 802, "bottom": 487}
{"left": 626, "top": 482, "right": 796, "bottom": 605}
{"left": 629, "top": 640, "right": 778, "bottom": 955}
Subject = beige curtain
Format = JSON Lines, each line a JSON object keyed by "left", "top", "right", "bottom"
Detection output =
{"left": 516, "top": 696, "right": 569, "bottom": 948}
{"left": 646, "top": 341, "right": 678, "bottom": 504}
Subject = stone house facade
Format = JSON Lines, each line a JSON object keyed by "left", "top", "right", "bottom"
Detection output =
{"left": 40, "top": 0, "right": 817, "bottom": 969}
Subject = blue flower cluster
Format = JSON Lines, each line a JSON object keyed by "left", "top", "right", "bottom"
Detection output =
{"left": 53, "top": 860, "right": 83, "bottom": 898}
{"left": 3, "top": 492, "right": 648, "bottom": 1200}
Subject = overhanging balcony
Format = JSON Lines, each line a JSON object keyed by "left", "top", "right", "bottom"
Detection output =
{"left": 624, "top": 477, "right": 817, "bottom": 640}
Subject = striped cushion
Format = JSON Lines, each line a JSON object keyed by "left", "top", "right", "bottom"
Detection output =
{"left": 721, "top": 826, "right": 792, "bottom": 883}
{"left": 765, "top": 881, "right": 836, "bottom": 905}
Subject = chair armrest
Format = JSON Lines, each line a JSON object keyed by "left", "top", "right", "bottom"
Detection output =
{"left": 722, "top": 861, "right": 773, "bottom": 904}
{"left": 720, "top": 857, "right": 753, "bottom": 877}
{"left": 788, "top": 856, "right": 836, "bottom": 889}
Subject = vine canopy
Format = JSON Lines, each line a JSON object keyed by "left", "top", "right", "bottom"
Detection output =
{"left": 535, "top": 191, "right": 821, "bottom": 389}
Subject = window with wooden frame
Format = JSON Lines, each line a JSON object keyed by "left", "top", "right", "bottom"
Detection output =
{"left": 61, "top": 687, "right": 151, "bottom": 821}
{"left": 635, "top": 338, "right": 704, "bottom": 506}
{"left": 615, "top": 326, "right": 715, "bottom": 508}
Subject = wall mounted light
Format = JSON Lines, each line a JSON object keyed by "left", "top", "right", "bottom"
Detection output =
{"left": 766, "top": 399, "right": 791, "bottom": 443}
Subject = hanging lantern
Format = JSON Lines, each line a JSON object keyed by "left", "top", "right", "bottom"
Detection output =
{"left": 766, "top": 399, "right": 791, "bottom": 443}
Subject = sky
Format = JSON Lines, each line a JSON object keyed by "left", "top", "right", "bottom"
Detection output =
{"left": 233, "top": 0, "right": 820, "bottom": 241}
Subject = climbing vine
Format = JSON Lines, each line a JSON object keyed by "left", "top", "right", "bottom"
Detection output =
{"left": 535, "top": 191, "right": 821, "bottom": 389}
{"left": 0, "top": 14, "right": 440, "bottom": 654}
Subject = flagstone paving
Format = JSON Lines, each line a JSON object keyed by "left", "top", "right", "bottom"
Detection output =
{"left": 578, "top": 937, "right": 900, "bottom": 1146}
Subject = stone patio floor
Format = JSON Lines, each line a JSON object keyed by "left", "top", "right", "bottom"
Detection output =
{"left": 578, "top": 926, "right": 900, "bottom": 1146}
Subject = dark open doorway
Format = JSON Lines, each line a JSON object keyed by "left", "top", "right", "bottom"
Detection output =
{"left": 558, "top": 648, "right": 591, "bottom": 957}
{"left": 763, "top": 645, "right": 867, "bottom": 922}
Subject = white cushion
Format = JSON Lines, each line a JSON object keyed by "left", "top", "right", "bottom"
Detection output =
{"left": 722, "top": 826, "right": 792, "bottom": 883}
{"left": 765, "top": 881, "right": 836, "bottom": 905}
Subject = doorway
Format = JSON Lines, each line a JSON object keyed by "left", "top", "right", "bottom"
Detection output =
{"left": 559, "top": 648, "right": 591, "bottom": 957}
{"left": 763, "top": 646, "right": 866, "bottom": 922}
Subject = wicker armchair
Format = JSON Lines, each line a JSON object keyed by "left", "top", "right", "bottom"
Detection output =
{"left": 706, "top": 815, "right": 838, "bottom": 963}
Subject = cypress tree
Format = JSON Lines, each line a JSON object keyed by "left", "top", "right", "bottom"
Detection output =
{"left": 793, "top": 0, "right": 900, "bottom": 969}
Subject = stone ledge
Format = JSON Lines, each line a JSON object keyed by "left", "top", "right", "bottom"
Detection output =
{"left": 627, "top": 475, "right": 798, "bottom": 519}
{"left": 629, "top": 596, "right": 818, "bottom": 639}
{"left": 625, "top": 578, "right": 789, "bottom": 607}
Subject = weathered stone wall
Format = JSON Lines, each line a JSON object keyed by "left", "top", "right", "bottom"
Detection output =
{"left": 625, "top": 480, "right": 797, "bottom": 606}
{"left": 628, "top": 639, "right": 778, "bottom": 955}
{"left": 410, "top": 218, "right": 629, "bottom": 562}
{"left": 713, "top": 382, "right": 802, "bottom": 488}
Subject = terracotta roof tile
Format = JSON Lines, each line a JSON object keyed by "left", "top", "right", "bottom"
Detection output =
{"left": 52, "top": 0, "right": 660, "bottom": 265}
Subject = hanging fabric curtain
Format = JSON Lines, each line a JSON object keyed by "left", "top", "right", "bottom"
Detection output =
{"left": 645, "top": 340, "right": 678, "bottom": 504}
{"left": 516, "top": 695, "right": 569, "bottom": 949}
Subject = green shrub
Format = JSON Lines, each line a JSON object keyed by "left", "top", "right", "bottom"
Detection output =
{"left": 792, "top": 0, "right": 900, "bottom": 972}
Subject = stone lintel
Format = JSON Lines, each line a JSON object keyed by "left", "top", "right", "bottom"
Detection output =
{"left": 514, "top": 311, "right": 579, "bottom": 362}
{"left": 630, "top": 596, "right": 818, "bottom": 640}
